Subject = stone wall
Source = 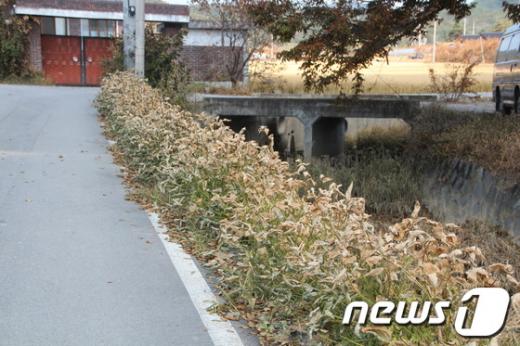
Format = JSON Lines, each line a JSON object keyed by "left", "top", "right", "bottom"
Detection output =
{"left": 422, "top": 159, "right": 520, "bottom": 236}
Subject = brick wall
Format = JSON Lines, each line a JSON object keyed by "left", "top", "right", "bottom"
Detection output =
{"left": 26, "top": 20, "right": 42, "bottom": 72}
{"left": 181, "top": 45, "right": 243, "bottom": 82}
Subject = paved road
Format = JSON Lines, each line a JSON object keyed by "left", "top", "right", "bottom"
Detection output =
{"left": 0, "top": 85, "right": 214, "bottom": 345}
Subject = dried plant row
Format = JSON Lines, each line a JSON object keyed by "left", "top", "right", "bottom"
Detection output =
{"left": 96, "top": 72, "right": 520, "bottom": 345}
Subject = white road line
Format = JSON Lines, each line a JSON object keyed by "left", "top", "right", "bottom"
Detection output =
{"left": 148, "top": 212, "right": 245, "bottom": 346}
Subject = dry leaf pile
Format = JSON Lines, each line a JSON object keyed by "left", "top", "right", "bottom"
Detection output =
{"left": 96, "top": 72, "right": 520, "bottom": 345}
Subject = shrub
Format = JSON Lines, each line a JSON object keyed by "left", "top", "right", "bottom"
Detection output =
{"left": 409, "top": 105, "right": 520, "bottom": 180}
{"left": 97, "top": 72, "right": 520, "bottom": 345}
{"left": 435, "top": 115, "right": 520, "bottom": 179}
{"left": 0, "top": 0, "right": 31, "bottom": 79}
{"left": 103, "top": 27, "right": 190, "bottom": 106}
{"left": 428, "top": 62, "right": 478, "bottom": 101}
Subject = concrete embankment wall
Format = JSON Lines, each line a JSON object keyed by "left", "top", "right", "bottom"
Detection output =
{"left": 345, "top": 119, "right": 520, "bottom": 236}
{"left": 422, "top": 159, "right": 520, "bottom": 237}
{"left": 325, "top": 118, "right": 520, "bottom": 237}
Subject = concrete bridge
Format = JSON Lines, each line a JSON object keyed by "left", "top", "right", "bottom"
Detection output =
{"left": 202, "top": 95, "right": 422, "bottom": 161}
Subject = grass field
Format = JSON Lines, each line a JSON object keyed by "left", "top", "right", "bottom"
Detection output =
{"left": 249, "top": 59, "right": 495, "bottom": 94}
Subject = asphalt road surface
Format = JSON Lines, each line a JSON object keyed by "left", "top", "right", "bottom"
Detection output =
{"left": 0, "top": 85, "right": 215, "bottom": 345}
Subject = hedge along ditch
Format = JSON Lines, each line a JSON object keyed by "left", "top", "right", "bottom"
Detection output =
{"left": 96, "top": 72, "right": 520, "bottom": 345}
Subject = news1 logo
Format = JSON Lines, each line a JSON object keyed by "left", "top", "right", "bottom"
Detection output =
{"left": 342, "top": 287, "right": 510, "bottom": 337}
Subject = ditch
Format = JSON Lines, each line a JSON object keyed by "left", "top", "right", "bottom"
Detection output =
{"left": 305, "top": 106, "right": 520, "bottom": 278}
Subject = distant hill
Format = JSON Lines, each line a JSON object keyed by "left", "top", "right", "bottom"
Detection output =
{"left": 476, "top": 0, "right": 504, "bottom": 11}
{"left": 430, "top": 0, "right": 510, "bottom": 43}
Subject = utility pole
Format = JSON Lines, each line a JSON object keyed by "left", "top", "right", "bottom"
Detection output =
{"left": 123, "top": 0, "right": 145, "bottom": 77}
{"left": 271, "top": 34, "right": 274, "bottom": 58}
{"left": 463, "top": 17, "right": 467, "bottom": 36}
{"left": 135, "top": 0, "right": 145, "bottom": 77}
{"left": 479, "top": 35, "right": 485, "bottom": 63}
{"left": 472, "top": 20, "right": 475, "bottom": 35}
{"left": 123, "top": 0, "right": 136, "bottom": 71}
{"left": 432, "top": 21, "right": 437, "bottom": 64}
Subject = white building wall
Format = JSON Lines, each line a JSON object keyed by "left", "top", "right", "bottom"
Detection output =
{"left": 184, "top": 29, "right": 245, "bottom": 47}
{"left": 184, "top": 29, "right": 222, "bottom": 46}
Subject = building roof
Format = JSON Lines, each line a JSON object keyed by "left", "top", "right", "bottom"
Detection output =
{"left": 188, "top": 20, "right": 248, "bottom": 32}
{"left": 480, "top": 32, "right": 503, "bottom": 39}
{"left": 460, "top": 32, "right": 503, "bottom": 41}
{"left": 14, "top": 0, "right": 189, "bottom": 23}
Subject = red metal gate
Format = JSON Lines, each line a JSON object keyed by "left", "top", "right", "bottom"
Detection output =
{"left": 85, "top": 38, "right": 114, "bottom": 86}
{"left": 41, "top": 36, "right": 82, "bottom": 85}
{"left": 41, "top": 35, "right": 113, "bottom": 86}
